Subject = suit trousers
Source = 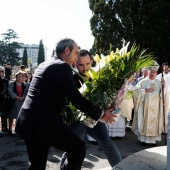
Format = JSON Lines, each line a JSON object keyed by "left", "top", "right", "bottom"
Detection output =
{"left": 24, "top": 118, "right": 86, "bottom": 170}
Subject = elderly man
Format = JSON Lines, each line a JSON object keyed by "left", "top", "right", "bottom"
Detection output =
{"left": 15, "top": 38, "right": 116, "bottom": 170}
{"left": 132, "top": 65, "right": 165, "bottom": 144}
{"left": 138, "top": 67, "right": 149, "bottom": 82}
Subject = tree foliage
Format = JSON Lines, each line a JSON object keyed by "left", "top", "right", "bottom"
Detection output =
{"left": 0, "top": 29, "right": 23, "bottom": 66}
{"left": 88, "top": 0, "right": 170, "bottom": 65}
{"left": 22, "top": 47, "right": 28, "bottom": 67}
{"left": 37, "top": 39, "right": 45, "bottom": 65}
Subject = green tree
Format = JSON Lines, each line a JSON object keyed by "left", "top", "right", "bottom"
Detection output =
{"left": 89, "top": 45, "right": 97, "bottom": 67}
{"left": 89, "top": 44, "right": 96, "bottom": 57}
{"left": 0, "top": 40, "right": 7, "bottom": 65}
{"left": 22, "top": 47, "right": 28, "bottom": 67}
{"left": 37, "top": 39, "right": 45, "bottom": 65}
{"left": 0, "top": 29, "right": 23, "bottom": 65}
{"left": 88, "top": 0, "right": 170, "bottom": 65}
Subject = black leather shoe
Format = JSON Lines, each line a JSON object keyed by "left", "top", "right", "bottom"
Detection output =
{"left": 8, "top": 130, "right": 12, "bottom": 136}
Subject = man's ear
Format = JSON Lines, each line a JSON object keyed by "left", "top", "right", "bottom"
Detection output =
{"left": 90, "top": 59, "right": 93, "bottom": 66}
{"left": 64, "top": 47, "right": 70, "bottom": 55}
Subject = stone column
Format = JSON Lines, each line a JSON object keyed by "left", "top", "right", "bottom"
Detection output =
{"left": 167, "top": 112, "right": 170, "bottom": 170}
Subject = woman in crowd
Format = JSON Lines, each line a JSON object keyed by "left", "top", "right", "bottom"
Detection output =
{"left": 7, "top": 71, "right": 29, "bottom": 135}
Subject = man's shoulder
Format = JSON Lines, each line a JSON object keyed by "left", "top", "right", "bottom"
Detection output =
{"left": 2, "top": 78, "right": 8, "bottom": 84}
{"left": 41, "top": 58, "right": 69, "bottom": 70}
{"left": 8, "top": 80, "right": 15, "bottom": 85}
{"left": 73, "top": 73, "right": 80, "bottom": 78}
{"left": 156, "top": 73, "right": 162, "bottom": 77}
{"left": 73, "top": 73, "right": 82, "bottom": 82}
{"left": 5, "top": 67, "right": 11, "bottom": 73}
{"left": 139, "top": 77, "right": 149, "bottom": 83}
{"left": 165, "top": 74, "right": 170, "bottom": 80}
{"left": 73, "top": 73, "right": 83, "bottom": 88}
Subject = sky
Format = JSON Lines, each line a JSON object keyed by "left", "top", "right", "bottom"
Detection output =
{"left": 0, "top": 0, "right": 94, "bottom": 59}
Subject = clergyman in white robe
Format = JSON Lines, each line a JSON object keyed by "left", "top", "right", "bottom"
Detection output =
{"left": 132, "top": 70, "right": 164, "bottom": 144}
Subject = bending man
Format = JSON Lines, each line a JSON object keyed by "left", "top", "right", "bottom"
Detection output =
{"left": 15, "top": 38, "right": 116, "bottom": 170}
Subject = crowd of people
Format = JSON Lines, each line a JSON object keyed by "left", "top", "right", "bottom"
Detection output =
{"left": 107, "top": 63, "right": 168, "bottom": 146}
{"left": 0, "top": 38, "right": 169, "bottom": 170}
{"left": 0, "top": 64, "right": 33, "bottom": 135}
{"left": 131, "top": 65, "right": 166, "bottom": 144}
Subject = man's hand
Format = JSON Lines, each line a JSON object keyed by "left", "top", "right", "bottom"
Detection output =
{"left": 145, "top": 87, "right": 154, "bottom": 93}
{"left": 101, "top": 108, "right": 118, "bottom": 124}
{"left": 161, "top": 78, "right": 165, "bottom": 87}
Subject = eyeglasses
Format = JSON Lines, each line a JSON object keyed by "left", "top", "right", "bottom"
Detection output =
{"left": 0, "top": 70, "right": 4, "bottom": 73}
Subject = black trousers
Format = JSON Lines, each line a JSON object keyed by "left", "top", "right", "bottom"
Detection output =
{"left": 1, "top": 115, "right": 7, "bottom": 130}
{"left": 24, "top": 118, "right": 86, "bottom": 170}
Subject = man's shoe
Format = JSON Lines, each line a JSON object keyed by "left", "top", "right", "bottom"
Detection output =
{"left": 8, "top": 130, "right": 12, "bottom": 136}
{"left": 141, "top": 142, "right": 147, "bottom": 146}
{"left": 2, "top": 128, "right": 9, "bottom": 133}
{"left": 60, "top": 152, "right": 68, "bottom": 170}
{"left": 126, "top": 121, "right": 132, "bottom": 127}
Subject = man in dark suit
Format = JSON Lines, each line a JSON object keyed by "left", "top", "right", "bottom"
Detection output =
{"left": 15, "top": 38, "right": 115, "bottom": 170}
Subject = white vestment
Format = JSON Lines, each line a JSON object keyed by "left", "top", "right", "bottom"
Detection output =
{"left": 156, "top": 72, "right": 170, "bottom": 81}
{"left": 108, "top": 114, "right": 126, "bottom": 137}
{"left": 131, "top": 78, "right": 164, "bottom": 144}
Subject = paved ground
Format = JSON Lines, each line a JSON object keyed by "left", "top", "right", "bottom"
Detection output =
{"left": 0, "top": 122, "right": 166, "bottom": 170}
{"left": 113, "top": 146, "right": 167, "bottom": 170}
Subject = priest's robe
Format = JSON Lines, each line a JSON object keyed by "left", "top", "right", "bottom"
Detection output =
{"left": 131, "top": 77, "right": 164, "bottom": 144}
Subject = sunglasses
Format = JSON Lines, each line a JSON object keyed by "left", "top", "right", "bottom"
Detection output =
{"left": 0, "top": 70, "right": 4, "bottom": 73}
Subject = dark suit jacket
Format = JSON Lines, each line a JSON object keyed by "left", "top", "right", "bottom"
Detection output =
{"left": 73, "top": 73, "right": 84, "bottom": 89}
{"left": 15, "top": 57, "right": 102, "bottom": 139}
{"left": 73, "top": 73, "right": 91, "bottom": 89}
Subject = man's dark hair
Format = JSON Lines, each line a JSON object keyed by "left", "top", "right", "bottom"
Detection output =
{"left": 78, "top": 49, "right": 92, "bottom": 59}
{"left": 56, "top": 38, "right": 76, "bottom": 57}
{"left": 162, "top": 62, "right": 169, "bottom": 67}
{"left": 6, "top": 62, "right": 10, "bottom": 65}
{"left": 20, "top": 65, "right": 26, "bottom": 70}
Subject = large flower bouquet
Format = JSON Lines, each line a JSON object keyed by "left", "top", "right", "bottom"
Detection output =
{"left": 62, "top": 42, "right": 157, "bottom": 127}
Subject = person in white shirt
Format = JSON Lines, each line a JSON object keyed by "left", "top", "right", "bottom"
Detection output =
{"left": 156, "top": 62, "right": 170, "bottom": 81}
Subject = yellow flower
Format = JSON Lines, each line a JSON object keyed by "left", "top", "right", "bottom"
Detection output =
{"left": 85, "top": 69, "right": 98, "bottom": 80}
{"left": 93, "top": 54, "right": 101, "bottom": 63}
{"left": 116, "top": 48, "right": 119, "bottom": 53}
{"left": 105, "top": 51, "right": 116, "bottom": 62}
